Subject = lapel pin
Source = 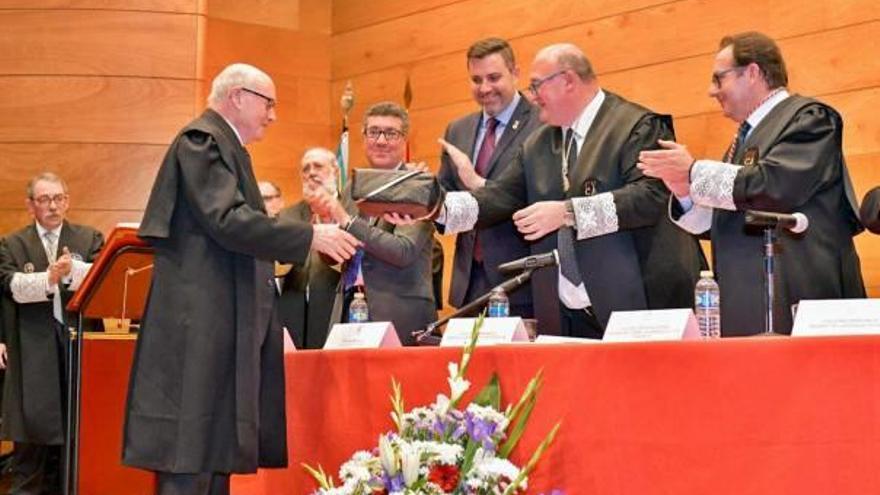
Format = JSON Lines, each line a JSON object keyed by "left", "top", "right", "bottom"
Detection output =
{"left": 512, "top": 120, "right": 520, "bottom": 130}
{"left": 23, "top": 262, "right": 35, "bottom": 273}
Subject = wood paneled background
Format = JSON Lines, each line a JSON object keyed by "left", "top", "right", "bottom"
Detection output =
{"left": 1, "top": 0, "right": 879, "bottom": 302}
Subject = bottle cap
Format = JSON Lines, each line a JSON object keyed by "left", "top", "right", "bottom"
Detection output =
{"left": 699, "top": 270, "right": 714, "bottom": 279}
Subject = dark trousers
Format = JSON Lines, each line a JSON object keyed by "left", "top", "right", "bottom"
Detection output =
{"left": 8, "top": 443, "right": 61, "bottom": 495}
{"left": 155, "top": 472, "right": 230, "bottom": 495}
{"left": 560, "top": 305, "right": 604, "bottom": 339}
{"left": 464, "top": 262, "right": 534, "bottom": 318}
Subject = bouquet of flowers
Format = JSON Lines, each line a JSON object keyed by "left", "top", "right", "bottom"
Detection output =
{"left": 304, "top": 316, "right": 561, "bottom": 494}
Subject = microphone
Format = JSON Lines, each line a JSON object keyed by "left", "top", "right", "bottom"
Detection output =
{"left": 497, "top": 250, "right": 559, "bottom": 274}
{"left": 744, "top": 210, "right": 809, "bottom": 234}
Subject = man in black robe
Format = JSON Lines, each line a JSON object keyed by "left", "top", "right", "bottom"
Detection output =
{"left": 440, "top": 43, "right": 704, "bottom": 337}
{"left": 638, "top": 31, "right": 864, "bottom": 336}
{"left": 0, "top": 172, "right": 103, "bottom": 495}
{"left": 122, "top": 63, "right": 360, "bottom": 495}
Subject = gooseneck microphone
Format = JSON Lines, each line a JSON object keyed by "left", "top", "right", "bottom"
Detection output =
{"left": 497, "top": 250, "right": 559, "bottom": 275}
{"left": 745, "top": 210, "right": 809, "bottom": 234}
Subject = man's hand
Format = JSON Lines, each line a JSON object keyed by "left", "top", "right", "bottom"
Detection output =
{"left": 637, "top": 139, "right": 694, "bottom": 198}
{"left": 438, "top": 138, "right": 485, "bottom": 191}
{"left": 0, "top": 343, "right": 7, "bottom": 370}
{"left": 512, "top": 201, "right": 567, "bottom": 241}
{"left": 403, "top": 161, "right": 430, "bottom": 173}
{"left": 47, "top": 247, "right": 73, "bottom": 286}
{"left": 306, "top": 189, "right": 350, "bottom": 225}
{"left": 310, "top": 224, "right": 361, "bottom": 263}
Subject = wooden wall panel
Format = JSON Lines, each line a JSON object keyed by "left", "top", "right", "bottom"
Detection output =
{"left": 0, "top": 0, "right": 199, "bottom": 11}
{"left": 0, "top": 10, "right": 197, "bottom": 77}
{"left": 0, "top": 76, "right": 196, "bottom": 144}
{"left": 331, "top": 0, "right": 880, "bottom": 310}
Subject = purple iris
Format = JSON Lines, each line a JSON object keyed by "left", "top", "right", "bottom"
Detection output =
{"left": 465, "top": 413, "right": 499, "bottom": 451}
{"left": 382, "top": 472, "right": 405, "bottom": 492}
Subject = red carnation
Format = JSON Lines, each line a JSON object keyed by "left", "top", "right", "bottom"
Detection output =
{"left": 427, "top": 464, "right": 460, "bottom": 492}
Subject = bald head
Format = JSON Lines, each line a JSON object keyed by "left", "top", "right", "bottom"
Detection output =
{"left": 534, "top": 43, "right": 596, "bottom": 82}
{"left": 529, "top": 43, "right": 599, "bottom": 126}
{"left": 300, "top": 147, "right": 339, "bottom": 196}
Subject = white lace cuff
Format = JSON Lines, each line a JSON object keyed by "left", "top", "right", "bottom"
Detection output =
{"left": 690, "top": 159, "right": 741, "bottom": 211}
{"left": 10, "top": 272, "right": 52, "bottom": 304}
{"left": 67, "top": 259, "right": 92, "bottom": 291}
{"left": 669, "top": 196, "right": 712, "bottom": 235}
{"left": 442, "top": 191, "right": 479, "bottom": 235}
{"left": 572, "top": 193, "right": 619, "bottom": 240}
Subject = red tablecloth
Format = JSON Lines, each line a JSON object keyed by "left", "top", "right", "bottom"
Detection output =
{"left": 231, "top": 336, "right": 880, "bottom": 494}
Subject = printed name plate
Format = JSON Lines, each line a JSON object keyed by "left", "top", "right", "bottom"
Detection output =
{"left": 791, "top": 299, "right": 880, "bottom": 337}
{"left": 324, "top": 321, "right": 401, "bottom": 349}
{"left": 440, "top": 317, "right": 529, "bottom": 347}
{"left": 604, "top": 308, "right": 699, "bottom": 342}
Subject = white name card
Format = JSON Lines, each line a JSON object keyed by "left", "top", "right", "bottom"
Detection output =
{"left": 533, "top": 335, "right": 602, "bottom": 344}
{"left": 604, "top": 308, "right": 698, "bottom": 342}
{"left": 440, "top": 317, "right": 529, "bottom": 347}
{"left": 324, "top": 321, "right": 401, "bottom": 349}
{"left": 791, "top": 299, "right": 880, "bottom": 337}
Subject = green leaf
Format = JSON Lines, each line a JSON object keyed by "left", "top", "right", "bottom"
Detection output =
{"left": 498, "top": 393, "right": 537, "bottom": 458}
{"left": 301, "top": 463, "right": 334, "bottom": 489}
{"left": 471, "top": 373, "right": 501, "bottom": 409}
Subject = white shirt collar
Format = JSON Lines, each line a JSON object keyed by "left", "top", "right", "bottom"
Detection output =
{"left": 482, "top": 92, "right": 522, "bottom": 128}
{"left": 746, "top": 88, "right": 790, "bottom": 130}
{"left": 563, "top": 89, "right": 606, "bottom": 151}
{"left": 218, "top": 113, "right": 244, "bottom": 145}
{"left": 35, "top": 222, "right": 62, "bottom": 239}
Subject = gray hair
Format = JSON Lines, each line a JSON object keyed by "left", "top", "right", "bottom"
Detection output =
{"left": 300, "top": 147, "right": 338, "bottom": 169}
{"left": 27, "top": 172, "right": 68, "bottom": 199}
{"left": 207, "top": 63, "right": 272, "bottom": 107}
{"left": 536, "top": 43, "right": 595, "bottom": 81}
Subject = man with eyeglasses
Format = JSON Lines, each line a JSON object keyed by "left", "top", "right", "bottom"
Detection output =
{"left": 0, "top": 172, "right": 103, "bottom": 495}
{"left": 312, "top": 101, "right": 437, "bottom": 346}
{"left": 439, "top": 43, "right": 704, "bottom": 338}
{"left": 638, "top": 31, "right": 864, "bottom": 336}
{"left": 276, "top": 147, "right": 342, "bottom": 349}
{"left": 435, "top": 38, "right": 541, "bottom": 318}
{"left": 257, "top": 180, "right": 284, "bottom": 218}
{"left": 123, "top": 63, "right": 360, "bottom": 495}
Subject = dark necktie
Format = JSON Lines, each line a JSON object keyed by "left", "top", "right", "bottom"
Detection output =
{"left": 474, "top": 118, "right": 498, "bottom": 177}
{"left": 557, "top": 127, "right": 583, "bottom": 287}
{"left": 725, "top": 120, "right": 752, "bottom": 162}
{"left": 472, "top": 118, "right": 498, "bottom": 262}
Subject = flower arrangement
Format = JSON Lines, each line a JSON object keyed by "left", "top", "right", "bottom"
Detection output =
{"left": 304, "top": 316, "right": 561, "bottom": 494}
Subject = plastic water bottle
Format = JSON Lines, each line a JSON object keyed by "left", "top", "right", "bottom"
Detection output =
{"left": 349, "top": 292, "right": 369, "bottom": 323}
{"left": 487, "top": 288, "right": 510, "bottom": 318}
{"left": 694, "top": 270, "right": 721, "bottom": 339}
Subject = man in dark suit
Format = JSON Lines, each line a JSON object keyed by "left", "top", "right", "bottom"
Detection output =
{"left": 317, "top": 102, "right": 437, "bottom": 346}
{"left": 0, "top": 172, "right": 104, "bottom": 495}
{"left": 276, "top": 147, "right": 342, "bottom": 349}
{"left": 438, "top": 38, "right": 540, "bottom": 317}
{"left": 638, "top": 31, "right": 864, "bottom": 335}
{"left": 122, "top": 63, "right": 360, "bottom": 495}
{"left": 440, "top": 43, "right": 704, "bottom": 338}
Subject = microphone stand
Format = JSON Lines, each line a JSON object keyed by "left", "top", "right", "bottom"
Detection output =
{"left": 761, "top": 226, "right": 784, "bottom": 336}
{"left": 413, "top": 268, "right": 535, "bottom": 345}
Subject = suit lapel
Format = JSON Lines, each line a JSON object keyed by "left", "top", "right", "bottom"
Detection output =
{"left": 483, "top": 95, "right": 532, "bottom": 177}
{"left": 24, "top": 224, "right": 51, "bottom": 269}
{"left": 204, "top": 110, "right": 265, "bottom": 212}
{"left": 567, "top": 93, "right": 616, "bottom": 197}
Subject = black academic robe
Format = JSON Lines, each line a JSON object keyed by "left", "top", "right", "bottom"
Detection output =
{"left": 123, "top": 109, "right": 313, "bottom": 474}
{"left": 0, "top": 222, "right": 103, "bottom": 445}
{"left": 709, "top": 95, "right": 865, "bottom": 336}
{"left": 471, "top": 92, "right": 705, "bottom": 334}
{"left": 277, "top": 201, "right": 340, "bottom": 349}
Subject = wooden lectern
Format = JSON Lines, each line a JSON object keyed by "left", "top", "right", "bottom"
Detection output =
{"left": 64, "top": 225, "right": 154, "bottom": 495}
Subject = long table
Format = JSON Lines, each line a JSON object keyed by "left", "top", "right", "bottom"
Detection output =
{"left": 230, "top": 336, "right": 880, "bottom": 494}
{"left": 79, "top": 335, "right": 880, "bottom": 494}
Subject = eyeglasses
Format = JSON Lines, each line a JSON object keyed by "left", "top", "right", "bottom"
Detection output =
{"left": 31, "top": 194, "right": 68, "bottom": 207}
{"left": 711, "top": 67, "right": 744, "bottom": 88}
{"left": 241, "top": 87, "right": 276, "bottom": 110}
{"left": 364, "top": 127, "right": 405, "bottom": 142}
{"left": 261, "top": 194, "right": 281, "bottom": 201}
{"left": 528, "top": 70, "right": 566, "bottom": 95}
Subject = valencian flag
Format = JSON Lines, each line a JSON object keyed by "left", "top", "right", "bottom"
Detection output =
{"left": 338, "top": 81, "right": 354, "bottom": 188}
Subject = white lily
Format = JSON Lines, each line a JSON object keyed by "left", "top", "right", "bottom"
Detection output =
{"left": 448, "top": 375, "right": 471, "bottom": 403}
{"left": 399, "top": 442, "right": 421, "bottom": 487}
{"left": 378, "top": 434, "right": 398, "bottom": 475}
